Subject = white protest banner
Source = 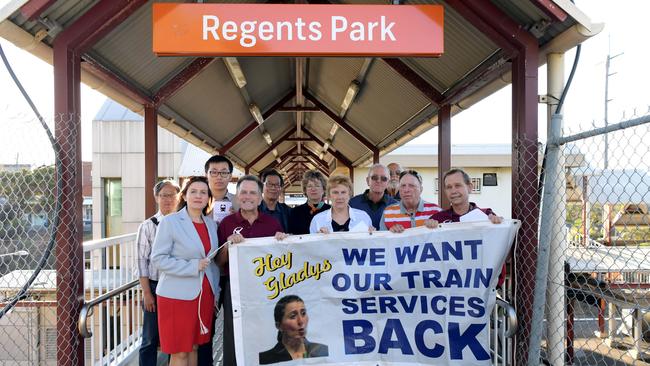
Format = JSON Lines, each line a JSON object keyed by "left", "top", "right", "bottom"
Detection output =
{"left": 229, "top": 220, "right": 520, "bottom": 365}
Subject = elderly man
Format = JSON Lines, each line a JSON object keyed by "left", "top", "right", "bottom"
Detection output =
{"left": 380, "top": 170, "right": 441, "bottom": 232}
{"left": 259, "top": 169, "right": 291, "bottom": 231}
{"left": 349, "top": 163, "right": 397, "bottom": 230}
{"left": 204, "top": 154, "right": 239, "bottom": 224}
{"left": 217, "top": 175, "right": 287, "bottom": 366}
{"left": 386, "top": 162, "right": 403, "bottom": 199}
{"left": 430, "top": 168, "right": 502, "bottom": 224}
{"left": 136, "top": 179, "right": 180, "bottom": 366}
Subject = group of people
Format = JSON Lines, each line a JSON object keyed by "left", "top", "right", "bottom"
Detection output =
{"left": 136, "top": 154, "right": 502, "bottom": 366}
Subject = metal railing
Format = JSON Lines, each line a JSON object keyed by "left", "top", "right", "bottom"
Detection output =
{"left": 491, "top": 285, "right": 518, "bottom": 366}
{"left": 81, "top": 233, "right": 142, "bottom": 365}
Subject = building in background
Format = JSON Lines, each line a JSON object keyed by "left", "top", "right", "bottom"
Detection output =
{"left": 92, "top": 99, "right": 190, "bottom": 238}
{"left": 354, "top": 144, "right": 513, "bottom": 218}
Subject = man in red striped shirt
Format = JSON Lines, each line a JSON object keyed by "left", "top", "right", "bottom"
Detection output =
{"left": 380, "top": 169, "right": 441, "bottom": 232}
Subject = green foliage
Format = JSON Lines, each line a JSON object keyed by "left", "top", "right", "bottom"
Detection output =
{"left": 0, "top": 166, "right": 56, "bottom": 238}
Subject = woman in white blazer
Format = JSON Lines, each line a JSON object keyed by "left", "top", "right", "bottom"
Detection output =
{"left": 310, "top": 175, "right": 373, "bottom": 234}
{"left": 151, "top": 176, "right": 220, "bottom": 366}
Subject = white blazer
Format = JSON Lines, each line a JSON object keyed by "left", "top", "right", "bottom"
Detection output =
{"left": 309, "top": 207, "right": 372, "bottom": 234}
{"left": 151, "top": 207, "right": 220, "bottom": 300}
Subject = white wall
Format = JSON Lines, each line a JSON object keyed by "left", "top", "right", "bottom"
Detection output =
{"left": 353, "top": 166, "right": 512, "bottom": 218}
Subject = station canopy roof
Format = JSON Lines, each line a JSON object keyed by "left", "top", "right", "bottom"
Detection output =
{"left": 1, "top": 1, "right": 600, "bottom": 181}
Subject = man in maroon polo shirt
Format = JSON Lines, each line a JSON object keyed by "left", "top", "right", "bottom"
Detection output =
{"left": 217, "top": 175, "right": 287, "bottom": 366}
{"left": 431, "top": 168, "right": 506, "bottom": 287}
{"left": 431, "top": 168, "right": 502, "bottom": 224}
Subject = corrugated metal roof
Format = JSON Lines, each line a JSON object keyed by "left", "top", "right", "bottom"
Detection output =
{"left": 92, "top": 2, "right": 189, "bottom": 91}
{"left": 1, "top": 0, "right": 595, "bottom": 181}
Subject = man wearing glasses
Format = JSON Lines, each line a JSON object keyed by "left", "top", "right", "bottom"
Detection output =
{"left": 259, "top": 169, "right": 290, "bottom": 231}
{"left": 204, "top": 155, "right": 239, "bottom": 224}
{"left": 349, "top": 163, "right": 397, "bottom": 230}
{"left": 386, "top": 162, "right": 403, "bottom": 200}
{"left": 380, "top": 170, "right": 441, "bottom": 232}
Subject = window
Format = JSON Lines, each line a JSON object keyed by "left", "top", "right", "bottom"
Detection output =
{"left": 471, "top": 177, "right": 482, "bottom": 193}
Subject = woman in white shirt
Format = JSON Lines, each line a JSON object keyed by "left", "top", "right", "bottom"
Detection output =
{"left": 310, "top": 175, "right": 373, "bottom": 234}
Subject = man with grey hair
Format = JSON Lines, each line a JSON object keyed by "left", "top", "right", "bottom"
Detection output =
{"left": 136, "top": 179, "right": 180, "bottom": 366}
{"left": 349, "top": 163, "right": 397, "bottom": 230}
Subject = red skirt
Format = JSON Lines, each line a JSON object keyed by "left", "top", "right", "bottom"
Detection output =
{"left": 157, "top": 276, "right": 215, "bottom": 354}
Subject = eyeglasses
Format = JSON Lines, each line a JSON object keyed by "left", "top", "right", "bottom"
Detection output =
{"left": 370, "top": 175, "right": 389, "bottom": 182}
{"left": 306, "top": 184, "right": 322, "bottom": 190}
{"left": 208, "top": 170, "right": 231, "bottom": 177}
{"left": 158, "top": 193, "right": 177, "bottom": 199}
{"left": 264, "top": 182, "right": 281, "bottom": 189}
{"left": 389, "top": 170, "right": 402, "bottom": 177}
{"left": 399, "top": 169, "right": 422, "bottom": 183}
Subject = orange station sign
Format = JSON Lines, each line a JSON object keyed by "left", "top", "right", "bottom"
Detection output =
{"left": 153, "top": 4, "right": 443, "bottom": 57}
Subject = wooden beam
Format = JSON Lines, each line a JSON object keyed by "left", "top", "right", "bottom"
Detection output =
{"left": 382, "top": 58, "right": 443, "bottom": 105}
{"left": 153, "top": 58, "right": 215, "bottom": 106}
{"left": 302, "top": 128, "right": 353, "bottom": 168}
{"left": 20, "top": 0, "right": 57, "bottom": 21}
{"left": 220, "top": 89, "right": 295, "bottom": 154}
{"left": 303, "top": 90, "right": 377, "bottom": 154}
{"left": 246, "top": 127, "right": 297, "bottom": 170}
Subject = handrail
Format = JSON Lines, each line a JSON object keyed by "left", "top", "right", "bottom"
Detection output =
{"left": 78, "top": 279, "right": 139, "bottom": 338}
{"left": 496, "top": 296, "right": 518, "bottom": 338}
{"left": 83, "top": 233, "right": 137, "bottom": 251}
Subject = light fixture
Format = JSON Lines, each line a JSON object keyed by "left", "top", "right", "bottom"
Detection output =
{"left": 329, "top": 124, "right": 339, "bottom": 136}
{"left": 224, "top": 57, "right": 247, "bottom": 88}
{"left": 276, "top": 157, "right": 282, "bottom": 164}
{"left": 263, "top": 132, "right": 272, "bottom": 145}
{"left": 249, "top": 104, "right": 264, "bottom": 124}
{"left": 340, "top": 80, "right": 360, "bottom": 111}
{"left": 272, "top": 149, "right": 278, "bottom": 157}
{"left": 322, "top": 138, "right": 332, "bottom": 152}
{"left": 319, "top": 152, "right": 325, "bottom": 160}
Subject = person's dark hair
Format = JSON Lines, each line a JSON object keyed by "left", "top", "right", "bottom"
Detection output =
{"left": 301, "top": 170, "right": 327, "bottom": 196}
{"left": 236, "top": 175, "right": 263, "bottom": 193}
{"left": 177, "top": 176, "right": 212, "bottom": 215}
{"left": 273, "top": 295, "right": 304, "bottom": 342}
{"left": 399, "top": 169, "right": 422, "bottom": 184}
{"left": 153, "top": 179, "right": 180, "bottom": 196}
{"left": 260, "top": 169, "right": 284, "bottom": 187}
{"left": 204, "top": 155, "right": 233, "bottom": 173}
{"left": 442, "top": 168, "right": 471, "bottom": 186}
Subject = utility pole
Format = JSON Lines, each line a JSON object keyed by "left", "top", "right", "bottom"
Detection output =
{"left": 604, "top": 35, "right": 623, "bottom": 169}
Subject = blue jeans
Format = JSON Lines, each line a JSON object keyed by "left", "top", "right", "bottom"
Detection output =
{"left": 140, "top": 280, "right": 161, "bottom": 366}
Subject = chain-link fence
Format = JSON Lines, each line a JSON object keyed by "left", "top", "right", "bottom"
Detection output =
{"left": 530, "top": 109, "right": 650, "bottom": 366}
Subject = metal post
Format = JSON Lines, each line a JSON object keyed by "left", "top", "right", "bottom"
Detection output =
{"left": 528, "top": 52, "right": 566, "bottom": 366}
{"left": 546, "top": 53, "right": 567, "bottom": 366}
{"left": 512, "top": 47, "right": 540, "bottom": 366}
{"left": 53, "top": 42, "right": 84, "bottom": 366}
{"left": 438, "top": 104, "right": 451, "bottom": 209}
{"left": 144, "top": 105, "right": 158, "bottom": 218}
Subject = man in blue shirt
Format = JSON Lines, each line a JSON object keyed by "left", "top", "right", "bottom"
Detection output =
{"left": 349, "top": 163, "right": 397, "bottom": 230}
